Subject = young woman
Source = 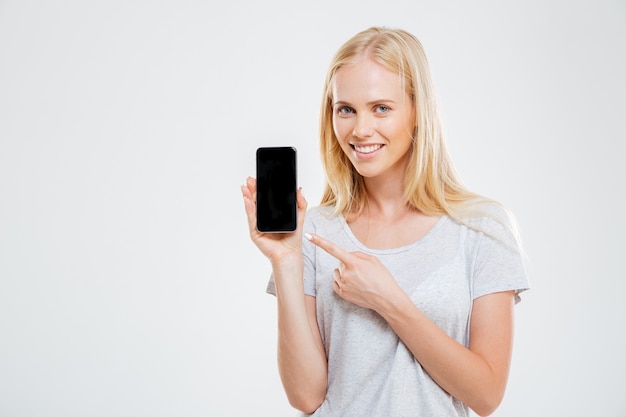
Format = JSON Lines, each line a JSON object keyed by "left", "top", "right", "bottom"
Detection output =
{"left": 242, "top": 26, "right": 529, "bottom": 417}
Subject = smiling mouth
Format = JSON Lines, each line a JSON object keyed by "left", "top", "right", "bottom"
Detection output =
{"left": 351, "top": 144, "right": 383, "bottom": 154}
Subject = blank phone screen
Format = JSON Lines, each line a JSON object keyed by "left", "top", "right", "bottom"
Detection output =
{"left": 256, "top": 147, "right": 297, "bottom": 232}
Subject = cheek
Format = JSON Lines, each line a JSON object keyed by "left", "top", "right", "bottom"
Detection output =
{"left": 386, "top": 114, "right": 415, "bottom": 143}
{"left": 332, "top": 117, "right": 352, "bottom": 140}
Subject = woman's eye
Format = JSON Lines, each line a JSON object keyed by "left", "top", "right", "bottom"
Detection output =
{"left": 375, "top": 105, "right": 390, "bottom": 113}
{"left": 337, "top": 106, "right": 354, "bottom": 115}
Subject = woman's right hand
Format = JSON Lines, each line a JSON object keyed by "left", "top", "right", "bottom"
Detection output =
{"left": 241, "top": 177, "right": 308, "bottom": 265}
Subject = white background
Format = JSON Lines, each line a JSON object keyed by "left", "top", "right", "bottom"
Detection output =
{"left": 1, "top": 1, "right": 625, "bottom": 416}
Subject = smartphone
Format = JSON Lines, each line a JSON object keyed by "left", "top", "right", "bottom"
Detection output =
{"left": 256, "top": 146, "right": 297, "bottom": 233}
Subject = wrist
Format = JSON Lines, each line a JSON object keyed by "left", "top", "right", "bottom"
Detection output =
{"left": 376, "top": 287, "right": 415, "bottom": 323}
{"left": 269, "top": 250, "right": 303, "bottom": 270}
{"left": 271, "top": 252, "right": 305, "bottom": 297}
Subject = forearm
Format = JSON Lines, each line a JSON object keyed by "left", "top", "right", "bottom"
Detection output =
{"left": 272, "top": 255, "right": 327, "bottom": 412}
{"left": 377, "top": 292, "right": 511, "bottom": 416}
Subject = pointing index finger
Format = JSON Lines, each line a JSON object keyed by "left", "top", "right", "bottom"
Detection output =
{"left": 305, "top": 232, "right": 351, "bottom": 264}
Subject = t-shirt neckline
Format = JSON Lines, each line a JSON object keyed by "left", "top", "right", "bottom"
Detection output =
{"left": 337, "top": 213, "right": 448, "bottom": 254}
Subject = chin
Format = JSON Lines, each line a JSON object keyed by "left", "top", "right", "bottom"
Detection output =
{"left": 353, "top": 166, "right": 382, "bottom": 178}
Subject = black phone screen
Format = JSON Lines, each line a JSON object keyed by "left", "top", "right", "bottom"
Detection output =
{"left": 256, "top": 147, "right": 297, "bottom": 233}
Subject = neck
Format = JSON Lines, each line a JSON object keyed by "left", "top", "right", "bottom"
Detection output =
{"left": 362, "top": 175, "right": 412, "bottom": 220}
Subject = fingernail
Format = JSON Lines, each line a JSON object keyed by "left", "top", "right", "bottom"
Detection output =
{"left": 304, "top": 233, "right": 313, "bottom": 241}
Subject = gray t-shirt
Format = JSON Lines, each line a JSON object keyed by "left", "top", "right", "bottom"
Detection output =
{"left": 267, "top": 205, "right": 529, "bottom": 416}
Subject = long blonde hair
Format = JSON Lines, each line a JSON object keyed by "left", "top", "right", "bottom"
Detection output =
{"left": 319, "top": 26, "right": 522, "bottom": 249}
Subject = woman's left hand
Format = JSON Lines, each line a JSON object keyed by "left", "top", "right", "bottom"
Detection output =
{"left": 305, "top": 232, "right": 403, "bottom": 312}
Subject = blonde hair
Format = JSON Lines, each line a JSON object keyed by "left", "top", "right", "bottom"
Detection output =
{"left": 319, "top": 26, "right": 522, "bottom": 249}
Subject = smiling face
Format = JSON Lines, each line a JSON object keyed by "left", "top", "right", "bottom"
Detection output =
{"left": 331, "top": 57, "right": 415, "bottom": 183}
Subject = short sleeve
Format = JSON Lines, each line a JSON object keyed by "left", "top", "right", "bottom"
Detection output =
{"left": 471, "top": 214, "right": 530, "bottom": 303}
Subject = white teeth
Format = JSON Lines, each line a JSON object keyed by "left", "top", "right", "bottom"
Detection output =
{"left": 353, "top": 144, "right": 383, "bottom": 154}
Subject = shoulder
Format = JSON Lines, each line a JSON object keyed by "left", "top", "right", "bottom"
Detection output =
{"left": 461, "top": 201, "right": 523, "bottom": 253}
{"left": 307, "top": 204, "right": 336, "bottom": 218}
{"left": 305, "top": 205, "right": 339, "bottom": 226}
{"left": 303, "top": 205, "right": 347, "bottom": 246}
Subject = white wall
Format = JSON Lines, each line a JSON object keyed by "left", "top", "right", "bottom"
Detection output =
{"left": 1, "top": 1, "right": 624, "bottom": 416}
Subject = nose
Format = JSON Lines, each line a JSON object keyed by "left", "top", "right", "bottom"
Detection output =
{"left": 352, "top": 114, "right": 374, "bottom": 138}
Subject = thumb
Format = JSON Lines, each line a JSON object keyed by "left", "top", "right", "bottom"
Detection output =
{"left": 296, "top": 187, "right": 308, "bottom": 228}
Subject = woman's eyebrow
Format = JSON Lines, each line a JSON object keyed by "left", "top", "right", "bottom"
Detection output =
{"left": 333, "top": 99, "right": 397, "bottom": 106}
